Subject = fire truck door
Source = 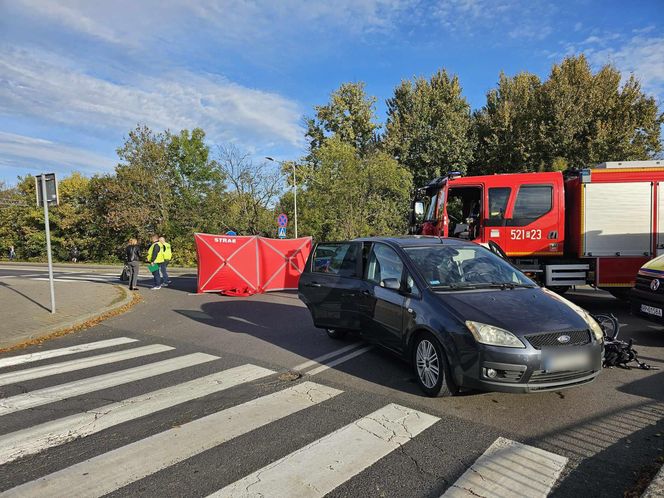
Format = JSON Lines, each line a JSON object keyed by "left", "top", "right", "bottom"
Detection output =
{"left": 483, "top": 187, "right": 511, "bottom": 251}
{"left": 502, "top": 184, "right": 560, "bottom": 256}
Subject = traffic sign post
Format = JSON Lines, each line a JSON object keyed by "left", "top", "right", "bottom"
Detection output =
{"left": 277, "top": 213, "right": 288, "bottom": 239}
{"left": 36, "top": 173, "right": 57, "bottom": 314}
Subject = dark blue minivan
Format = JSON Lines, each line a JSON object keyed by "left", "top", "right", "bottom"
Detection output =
{"left": 298, "top": 236, "right": 604, "bottom": 397}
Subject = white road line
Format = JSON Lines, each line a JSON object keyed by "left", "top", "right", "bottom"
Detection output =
{"left": 29, "top": 278, "right": 83, "bottom": 282}
{"left": 307, "top": 346, "right": 374, "bottom": 376}
{"left": 0, "top": 364, "right": 275, "bottom": 465}
{"left": 0, "top": 353, "right": 218, "bottom": 416}
{"left": 58, "top": 276, "right": 114, "bottom": 281}
{"left": 2, "top": 381, "right": 341, "bottom": 498}
{"left": 0, "top": 344, "right": 174, "bottom": 386}
{"left": 0, "top": 338, "right": 139, "bottom": 369}
{"left": 211, "top": 403, "right": 439, "bottom": 498}
{"left": 293, "top": 342, "right": 365, "bottom": 372}
{"left": 442, "top": 437, "right": 568, "bottom": 498}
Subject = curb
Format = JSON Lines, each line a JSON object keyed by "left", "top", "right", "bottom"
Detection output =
{"left": 0, "top": 284, "right": 141, "bottom": 354}
{"left": 642, "top": 461, "right": 664, "bottom": 498}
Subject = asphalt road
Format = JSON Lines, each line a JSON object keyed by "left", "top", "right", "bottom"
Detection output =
{"left": 0, "top": 266, "right": 662, "bottom": 497}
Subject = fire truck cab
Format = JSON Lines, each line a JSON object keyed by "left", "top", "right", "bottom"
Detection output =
{"left": 410, "top": 161, "right": 664, "bottom": 296}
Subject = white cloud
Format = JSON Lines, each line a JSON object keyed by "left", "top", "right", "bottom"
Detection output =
{"left": 14, "top": 0, "right": 126, "bottom": 45}
{"left": 586, "top": 35, "right": 664, "bottom": 98}
{"left": 0, "top": 131, "right": 115, "bottom": 173}
{"left": 0, "top": 46, "right": 304, "bottom": 150}
{"left": 432, "top": 0, "right": 554, "bottom": 40}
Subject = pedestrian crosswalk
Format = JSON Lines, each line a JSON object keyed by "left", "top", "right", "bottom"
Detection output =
{"left": 0, "top": 336, "right": 572, "bottom": 497}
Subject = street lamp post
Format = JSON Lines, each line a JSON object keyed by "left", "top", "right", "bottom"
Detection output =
{"left": 266, "top": 157, "right": 298, "bottom": 238}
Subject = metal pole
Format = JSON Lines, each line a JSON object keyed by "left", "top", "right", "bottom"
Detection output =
{"left": 293, "top": 162, "right": 298, "bottom": 238}
{"left": 41, "top": 175, "right": 56, "bottom": 313}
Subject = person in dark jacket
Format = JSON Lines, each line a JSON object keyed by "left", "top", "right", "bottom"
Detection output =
{"left": 125, "top": 238, "right": 141, "bottom": 290}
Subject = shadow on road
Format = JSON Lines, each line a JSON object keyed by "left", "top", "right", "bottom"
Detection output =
{"left": 174, "top": 294, "right": 425, "bottom": 397}
{"left": 0, "top": 281, "right": 50, "bottom": 312}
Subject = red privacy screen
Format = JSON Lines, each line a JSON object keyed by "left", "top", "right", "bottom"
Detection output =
{"left": 194, "top": 233, "right": 313, "bottom": 296}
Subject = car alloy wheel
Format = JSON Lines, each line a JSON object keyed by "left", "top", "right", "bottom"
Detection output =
{"left": 412, "top": 332, "right": 458, "bottom": 397}
{"left": 416, "top": 340, "right": 440, "bottom": 388}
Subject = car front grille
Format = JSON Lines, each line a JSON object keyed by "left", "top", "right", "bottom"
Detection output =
{"left": 525, "top": 330, "right": 590, "bottom": 349}
{"left": 636, "top": 274, "right": 664, "bottom": 293}
{"left": 529, "top": 369, "right": 595, "bottom": 384}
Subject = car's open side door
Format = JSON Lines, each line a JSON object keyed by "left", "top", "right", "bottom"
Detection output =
{"left": 298, "top": 241, "right": 363, "bottom": 331}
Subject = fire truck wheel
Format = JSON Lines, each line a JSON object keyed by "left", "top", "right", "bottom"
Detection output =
{"left": 548, "top": 286, "right": 570, "bottom": 295}
{"left": 606, "top": 288, "right": 631, "bottom": 302}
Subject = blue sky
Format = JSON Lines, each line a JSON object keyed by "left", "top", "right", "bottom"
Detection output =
{"left": 0, "top": 0, "right": 662, "bottom": 185}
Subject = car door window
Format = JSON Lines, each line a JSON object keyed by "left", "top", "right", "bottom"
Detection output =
{"left": 312, "top": 243, "right": 359, "bottom": 277}
{"left": 404, "top": 271, "right": 421, "bottom": 297}
{"left": 366, "top": 244, "right": 404, "bottom": 287}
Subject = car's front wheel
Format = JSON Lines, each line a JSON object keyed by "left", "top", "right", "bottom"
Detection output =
{"left": 412, "top": 332, "right": 458, "bottom": 397}
{"left": 326, "top": 328, "right": 348, "bottom": 340}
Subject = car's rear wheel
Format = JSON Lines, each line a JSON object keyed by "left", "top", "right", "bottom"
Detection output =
{"left": 326, "top": 328, "right": 348, "bottom": 340}
{"left": 412, "top": 332, "right": 458, "bottom": 397}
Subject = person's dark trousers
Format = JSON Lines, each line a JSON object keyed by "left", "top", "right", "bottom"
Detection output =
{"left": 128, "top": 261, "right": 140, "bottom": 289}
{"left": 159, "top": 261, "right": 170, "bottom": 285}
{"left": 151, "top": 269, "right": 162, "bottom": 288}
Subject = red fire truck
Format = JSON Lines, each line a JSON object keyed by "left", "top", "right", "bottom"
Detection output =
{"left": 410, "top": 160, "right": 664, "bottom": 298}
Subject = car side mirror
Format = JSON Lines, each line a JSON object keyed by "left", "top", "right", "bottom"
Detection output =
{"left": 381, "top": 278, "right": 401, "bottom": 291}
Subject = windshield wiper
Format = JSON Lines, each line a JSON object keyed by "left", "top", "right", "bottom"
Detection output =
{"left": 487, "top": 282, "right": 535, "bottom": 289}
{"left": 431, "top": 282, "right": 483, "bottom": 290}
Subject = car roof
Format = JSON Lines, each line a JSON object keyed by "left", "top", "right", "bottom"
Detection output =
{"left": 352, "top": 236, "right": 476, "bottom": 249}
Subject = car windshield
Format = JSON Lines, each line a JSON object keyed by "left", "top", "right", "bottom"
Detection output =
{"left": 403, "top": 244, "right": 536, "bottom": 290}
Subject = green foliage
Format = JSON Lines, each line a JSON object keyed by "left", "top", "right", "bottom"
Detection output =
{"left": 298, "top": 138, "right": 412, "bottom": 240}
{"left": 305, "top": 82, "right": 379, "bottom": 159}
{"left": 384, "top": 70, "right": 474, "bottom": 186}
{"left": 472, "top": 55, "right": 663, "bottom": 174}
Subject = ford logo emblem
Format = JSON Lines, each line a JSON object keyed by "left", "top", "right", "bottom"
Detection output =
{"left": 651, "top": 279, "right": 660, "bottom": 291}
{"left": 557, "top": 335, "right": 571, "bottom": 344}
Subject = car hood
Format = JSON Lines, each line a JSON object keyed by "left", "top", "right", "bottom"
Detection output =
{"left": 435, "top": 287, "right": 589, "bottom": 336}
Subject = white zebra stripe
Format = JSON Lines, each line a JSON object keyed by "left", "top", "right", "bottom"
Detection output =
{"left": 1, "top": 382, "right": 341, "bottom": 498}
{"left": 441, "top": 437, "right": 568, "bottom": 498}
{"left": 0, "top": 364, "right": 275, "bottom": 465}
{"left": 211, "top": 403, "right": 439, "bottom": 498}
{"left": 0, "top": 353, "right": 218, "bottom": 416}
{"left": 0, "top": 344, "right": 173, "bottom": 386}
{"left": 0, "top": 338, "right": 139, "bottom": 369}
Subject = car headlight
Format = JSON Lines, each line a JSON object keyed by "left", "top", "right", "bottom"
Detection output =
{"left": 582, "top": 310, "right": 604, "bottom": 343}
{"left": 541, "top": 288, "right": 604, "bottom": 344}
{"left": 465, "top": 321, "right": 526, "bottom": 348}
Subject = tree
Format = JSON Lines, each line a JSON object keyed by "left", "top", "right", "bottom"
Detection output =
{"left": 471, "top": 71, "right": 543, "bottom": 174}
{"left": 297, "top": 137, "right": 412, "bottom": 241}
{"left": 216, "top": 145, "right": 284, "bottom": 236}
{"left": 472, "top": 55, "right": 663, "bottom": 174}
{"left": 539, "top": 55, "right": 662, "bottom": 167}
{"left": 384, "top": 70, "right": 474, "bottom": 186}
{"left": 305, "top": 82, "right": 379, "bottom": 159}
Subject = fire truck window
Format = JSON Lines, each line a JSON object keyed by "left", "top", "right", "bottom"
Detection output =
{"left": 488, "top": 188, "right": 510, "bottom": 219}
{"left": 425, "top": 194, "right": 437, "bottom": 221}
{"left": 512, "top": 185, "right": 552, "bottom": 222}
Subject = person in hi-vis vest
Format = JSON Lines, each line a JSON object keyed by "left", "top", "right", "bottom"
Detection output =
{"left": 147, "top": 235, "right": 164, "bottom": 290}
{"left": 158, "top": 236, "right": 172, "bottom": 286}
